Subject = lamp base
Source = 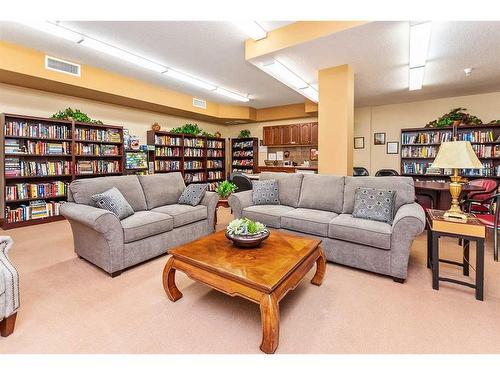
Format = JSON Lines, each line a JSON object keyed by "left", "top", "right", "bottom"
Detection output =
{"left": 443, "top": 210, "right": 468, "bottom": 223}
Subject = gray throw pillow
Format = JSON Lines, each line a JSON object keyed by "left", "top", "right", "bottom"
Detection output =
{"left": 91, "top": 187, "right": 135, "bottom": 220}
{"left": 352, "top": 187, "right": 396, "bottom": 224}
{"left": 252, "top": 179, "right": 280, "bottom": 205}
{"left": 178, "top": 183, "right": 208, "bottom": 206}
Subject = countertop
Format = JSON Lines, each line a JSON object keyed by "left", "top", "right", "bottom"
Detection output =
{"left": 259, "top": 165, "right": 318, "bottom": 170}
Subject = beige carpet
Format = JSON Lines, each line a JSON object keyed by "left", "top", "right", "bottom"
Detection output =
{"left": 1, "top": 207, "right": 499, "bottom": 354}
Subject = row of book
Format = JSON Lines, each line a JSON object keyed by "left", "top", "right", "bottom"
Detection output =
{"left": 402, "top": 161, "right": 499, "bottom": 176}
{"left": 155, "top": 147, "right": 181, "bottom": 156}
{"left": 207, "top": 160, "right": 223, "bottom": 169}
{"left": 184, "top": 138, "right": 205, "bottom": 148}
{"left": 5, "top": 121, "right": 71, "bottom": 139}
{"left": 185, "top": 160, "right": 203, "bottom": 170}
{"left": 207, "top": 140, "right": 224, "bottom": 149}
{"left": 75, "top": 128, "right": 121, "bottom": 143}
{"left": 184, "top": 148, "right": 204, "bottom": 157}
{"left": 155, "top": 135, "right": 182, "bottom": 146}
{"left": 208, "top": 170, "right": 224, "bottom": 180}
{"left": 5, "top": 181, "right": 67, "bottom": 201}
{"left": 207, "top": 181, "right": 221, "bottom": 192}
{"left": 5, "top": 139, "right": 71, "bottom": 155}
{"left": 75, "top": 160, "right": 121, "bottom": 174}
{"left": 471, "top": 144, "right": 500, "bottom": 158}
{"left": 4, "top": 200, "right": 63, "bottom": 223}
{"left": 457, "top": 131, "right": 495, "bottom": 143}
{"left": 75, "top": 143, "right": 120, "bottom": 156}
{"left": 233, "top": 150, "right": 253, "bottom": 157}
{"left": 207, "top": 149, "right": 224, "bottom": 158}
{"left": 5, "top": 159, "right": 72, "bottom": 177}
{"left": 402, "top": 131, "right": 453, "bottom": 145}
{"left": 232, "top": 168, "right": 253, "bottom": 174}
{"left": 155, "top": 160, "right": 180, "bottom": 172}
{"left": 401, "top": 146, "right": 437, "bottom": 158}
{"left": 185, "top": 172, "right": 205, "bottom": 182}
{"left": 233, "top": 140, "right": 253, "bottom": 149}
{"left": 232, "top": 160, "right": 253, "bottom": 166}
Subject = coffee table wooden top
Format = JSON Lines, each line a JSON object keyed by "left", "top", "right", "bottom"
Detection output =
{"left": 169, "top": 230, "right": 321, "bottom": 293}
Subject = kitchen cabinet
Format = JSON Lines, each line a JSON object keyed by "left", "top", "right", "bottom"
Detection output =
{"left": 311, "top": 123, "right": 319, "bottom": 145}
{"left": 290, "top": 124, "right": 301, "bottom": 144}
{"left": 299, "top": 123, "right": 312, "bottom": 144}
{"left": 263, "top": 126, "right": 273, "bottom": 146}
{"left": 271, "top": 126, "right": 283, "bottom": 146}
{"left": 262, "top": 122, "right": 318, "bottom": 146}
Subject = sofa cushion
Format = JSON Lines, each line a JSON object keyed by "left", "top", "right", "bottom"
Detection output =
{"left": 259, "top": 172, "right": 304, "bottom": 207}
{"left": 120, "top": 211, "right": 173, "bottom": 243}
{"left": 152, "top": 204, "right": 207, "bottom": 228}
{"left": 91, "top": 187, "right": 135, "bottom": 220}
{"left": 352, "top": 187, "right": 396, "bottom": 224}
{"left": 298, "top": 174, "right": 345, "bottom": 213}
{"left": 138, "top": 173, "right": 186, "bottom": 210}
{"left": 328, "top": 214, "right": 392, "bottom": 250}
{"left": 252, "top": 179, "right": 280, "bottom": 205}
{"left": 282, "top": 208, "right": 338, "bottom": 237}
{"left": 178, "top": 183, "right": 208, "bottom": 206}
{"left": 342, "top": 176, "right": 415, "bottom": 214}
{"left": 70, "top": 175, "right": 147, "bottom": 211}
{"left": 242, "top": 205, "right": 295, "bottom": 228}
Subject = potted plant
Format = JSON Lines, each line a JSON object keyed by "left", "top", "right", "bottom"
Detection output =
{"left": 426, "top": 108, "right": 483, "bottom": 128}
{"left": 216, "top": 180, "right": 238, "bottom": 199}
{"left": 51, "top": 108, "right": 103, "bottom": 124}
{"left": 238, "top": 129, "right": 251, "bottom": 138}
{"left": 225, "top": 218, "right": 270, "bottom": 248}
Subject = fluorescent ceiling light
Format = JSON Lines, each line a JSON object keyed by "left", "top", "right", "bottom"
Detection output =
{"left": 299, "top": 86, "right": 319, "bottom": 103}
{"left": 409, "top": 22, "right": 432, "bottom": 68}
{"left": 213, "top": 87, "right": 250, "bottom": 102}
{"left": 79, "top": 38, "right": 166, "bottom": 73}
{"left": 18, "top": 21, "right": 83, "bottom": 43}
{"left": 233, "top": 21, "right": 267, "bottom": 41}
{"left": 162, "top": 69, "right": 216, "bottom": 91}
{"left": 263, "top": 60, "right": 309, "bottom": 90}
{"left": 409, "top": 66, "right": 425, "bottom": 91}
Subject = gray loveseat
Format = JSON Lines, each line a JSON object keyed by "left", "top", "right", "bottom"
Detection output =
{"left": 61, "top": 173, "right": 217, "bottom": 276}
{"left": 228, "top": 172, "right": 425, "bottom": 282}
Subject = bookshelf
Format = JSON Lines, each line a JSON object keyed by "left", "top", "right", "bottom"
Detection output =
{"left": 147, "top": 130, "right": 226, "bottom": 191}
{"left": 231, "top": 137, "right": 259, "bottom": 175}
{"left": 1, "top": 113, "right": 124, "bottom": 229}
{"left": 400, "top": 124, "right": 500, "bottom": 180}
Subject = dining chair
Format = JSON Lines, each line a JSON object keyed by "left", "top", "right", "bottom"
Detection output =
{"left": 473, "top": 192, "right": 500, "bottom": 261}
{"left": 461, "top": 178, "right": 499, "bottom": 214}
{"left": 230, "top": 173, "right": 253, "bottom": 192}
{"left": 353, "top": 167, "right": 369, "bottom": 176}
{"left": 375, "top": 169, "right": 400, "bottom": 176}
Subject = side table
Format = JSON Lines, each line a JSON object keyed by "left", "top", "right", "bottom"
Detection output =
{"left": 214, "top": 198, "right": 229, "bottom": 229}
{"left": 426, "top": 209, "right": 485, "bottom": 301}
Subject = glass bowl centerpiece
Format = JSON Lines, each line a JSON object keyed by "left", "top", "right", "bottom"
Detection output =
{"left": 225, "top": 218, "right": 270, "bottom": 248}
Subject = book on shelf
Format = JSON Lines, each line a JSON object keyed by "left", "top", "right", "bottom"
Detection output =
{"left": 5, "top": 181, "right": 67, "bottom": 201}
{"left": 154, "top": 160, "right": 181, "bottom": 172}
{"left": 184, "top": 138, "right": 205, "bottom": 148}
{"left": 233, "top": 140, "right": 254, "bottom": 148}
{"left": 75, "top": 160, "right": 121, "bottom": 174}
{"left": 4, "top": 200, "right": 63, "bottom": 223}
{"left": 184, "top": 171, "right": 205, "bottom": 182}
{"left": 75, "top": 143, "right": 120, "bottom": 156}
{"left": 207, "top": 140, "right": 224, "bottom": 149}
{"left": 75, "top": 127, "right": 121, "bottom": 142}
{"left": 207, "top": 160, "right": 223, "bottom": 169}
{"left": 184, "top": 148, "right": 204, "bottom": 157}
{"left": 207, "top": 149, "right": 224, "bottom": 157}
{"left": 4, "top": 159, "right": 73, "bottom": 177}
{"left": 4, "top": 120, "right": 71, "bottom": 139}
{"left": 184, "top": 160, "right": 203, "bottom": 170}
{"left": 155, "top": 135, "right": 182, "bottom": 146}
{"left": 155, "top": 147, "right": 181, "bottom": 156}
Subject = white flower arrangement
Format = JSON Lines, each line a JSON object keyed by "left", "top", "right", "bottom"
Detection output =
{"left": 226, "top": 218, "right": 267, "bottom": 236}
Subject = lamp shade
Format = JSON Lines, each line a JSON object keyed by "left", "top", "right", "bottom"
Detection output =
{"left": 431, "top": 141, "right": 483, "bottom": 169}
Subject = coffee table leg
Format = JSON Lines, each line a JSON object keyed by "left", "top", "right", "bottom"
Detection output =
{"left": 311, "top": 248, "right": 326, "bottom": 286}
{"left": 259, "top": 293, "right": 279, "bottom": 354}
{"left": 162, "top": 256, "right": 183, "bottom": 302}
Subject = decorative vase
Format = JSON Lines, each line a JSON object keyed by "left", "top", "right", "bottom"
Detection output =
{"left": 152, "top": 122, "right": 161, "bottom": 132}
{"left": 225, "top": 230, "right": 270, "bottom": 249}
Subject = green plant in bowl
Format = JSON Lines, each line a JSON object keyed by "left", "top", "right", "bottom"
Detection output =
{"left": 227, "top": 218, "right": 267, "bottom": 236}
{"left": 216, "top": 180, "right": 238, "bottom": 199}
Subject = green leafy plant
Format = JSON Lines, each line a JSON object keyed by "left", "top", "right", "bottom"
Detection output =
{"left": 227, "top": 218, "right": 267, "bottom": 236}
{"left": 170, "top": 123, "right": 202, "bottom": 135}
{"left": 51, "top": 108, "right": 103, "bottom": 124}
{"left": 426, "top": 108, "right": 483, "bottom": 128}
{"left": 238, "top": 129, "right": 251, "bottom": 138}
{"left": 215, "top": 180, "right": 238, "bottom": 198}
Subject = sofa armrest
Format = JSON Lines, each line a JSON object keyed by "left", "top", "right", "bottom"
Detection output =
{"left": 228, "top": 190, "right": 254, "bottom": 219}
{"left": 0, "top": 236, "right": 20, "bottom": 319}
{"left": 60, "top": 202, "right": 121, "bottom": 234}
{"left": 199, "top": 191, "right": 218, "bottom": 231}
{"left": 390, "top": 202, "right": 426, "bottom": 279}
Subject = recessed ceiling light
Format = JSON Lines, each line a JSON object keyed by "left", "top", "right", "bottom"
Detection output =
{"left": 464, "top": 68, "right": 472, "bottom": 76}
{"left": 213, "top": 87, "right": 250, "bottom": 102}
{"left": 299, "top": 86, "right": 319, "bottom": 103}
{"left": 409, "top": 66, "right": 425, "bottom": 91}
{"left": 162, "top": 69, "right": 216, "bottom": 91}
{"left": 233, "top": 21, "right": 267, "bottom": 41}
{"left": 409, "top": 22, "right": 432, "bottom": 68}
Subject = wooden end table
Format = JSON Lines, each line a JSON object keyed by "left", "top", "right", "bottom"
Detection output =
{"left": 214, "top": 198, "right": 229, "bottom": 228}
{"left": 162, "top": 230, "right": 326, "bottom": 354}
{"left": 426, "top": 209, "right": 485, "bottom": 301}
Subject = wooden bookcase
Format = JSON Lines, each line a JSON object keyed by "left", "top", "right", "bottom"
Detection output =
{"left": 400, "top": 124, "right": 500, "bottom": 180}
{"left": 147, "top": 130, "right": 226, "bottom": 191}
{"left": 1, "top": 113, "right": 124, "bottom": 229}
{"left": 231, "top": 137, "right": 259, "bottom": 174}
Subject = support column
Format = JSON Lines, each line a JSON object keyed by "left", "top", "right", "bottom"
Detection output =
{"left": 318, "top": 64, "right": 354, "bottom": 175}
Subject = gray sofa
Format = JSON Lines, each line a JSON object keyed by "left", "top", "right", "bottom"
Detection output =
{"left": 228, "top": 172, "right": 425, "bottom": 282}
{"left": 1, "top": 236, "right": 19, "bottom": 337}
{"left": 61, "top": 173, "right": 218, "bottom": 277}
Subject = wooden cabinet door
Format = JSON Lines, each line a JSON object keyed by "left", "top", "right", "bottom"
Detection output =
{"left": 290, "top": 124, "right": 301, "bottom": 144}
{"left": 272, "top": 126, "right": 283, "bottom": 145}
{"left": 281, "top": 126, "right": 291, "bottom": 145}
{"left": 263, "top": 126, "right": 273, "bottom": 146}
{"left": 310, "top": 123, "right": 319, "bottom": 145}
{"left": 299, "top": 123, "right": 311, "bottom": 144}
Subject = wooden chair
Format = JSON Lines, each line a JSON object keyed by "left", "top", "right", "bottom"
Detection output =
{"left": 375, "top": 169, "right": 400, "bottom": 176}
{"left": 353, "top": 167, "right": 369, "bottom": 176}
{"left": 473, "top": 192, "right": 500, "bottom": 261}
{"left": 461, "top": 178, "right": 499, "bottom": 214}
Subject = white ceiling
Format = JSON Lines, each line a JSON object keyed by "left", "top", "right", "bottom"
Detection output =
{"left": 1, "top": 21, "right": 500, "bottom": 109}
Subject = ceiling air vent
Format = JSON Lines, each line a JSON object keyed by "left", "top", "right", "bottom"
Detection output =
{"left": 192, "top": 98, "right": 207, "bottom": 109}
{"left": 45, "top": 56, "right": 81, "bottom": 77}
{"left": 225, "top": 120, "right": 248, "bottom": 125}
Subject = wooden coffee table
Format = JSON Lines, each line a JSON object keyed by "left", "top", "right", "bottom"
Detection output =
{"left": 162, "top": 230, "right": 326, "bottom": 354}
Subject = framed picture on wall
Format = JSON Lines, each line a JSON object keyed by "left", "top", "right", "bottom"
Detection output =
{"left": 387, "top": 141, "right": 399, "bottom": 154}
{"left": 310, "top": 148, "right": 318, "bottom": 161}
{"left": 374, "top": 132, "right": 386, "bottom": 145}
{"left": 354, "top": 137, "right": 365, "bottom": 149}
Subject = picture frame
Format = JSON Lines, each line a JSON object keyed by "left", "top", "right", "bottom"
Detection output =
{"left": 374, "top": 132, "right": 386, "bottom": 145}
{"left": 310, "top": 148, "right": 318, "bottom": 161}
{"left": 354, "top": 137, "right": 365, "bottom": 149}
{"left": 387, "top": 141, "right": 399, "bottom": 154}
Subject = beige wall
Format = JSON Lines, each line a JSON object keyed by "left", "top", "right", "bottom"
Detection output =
{"left": 354, "top": 91, "right": 500, "bottom": 175}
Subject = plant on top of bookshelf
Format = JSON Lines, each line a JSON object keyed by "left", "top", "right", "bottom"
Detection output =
{"left": 51, "top": 108, "right": 103, "bottom": 124}
{"left": 170, "top": 123, "right": 202, "bottom": 136}
{"left": 426, "top": 108, "right": 482, "bottom": 128}
{"left": 238, "top": 129, "right": 251, "bottom": 138}
{"left": 215, "top": 180, "right": 238, "bottom": 199}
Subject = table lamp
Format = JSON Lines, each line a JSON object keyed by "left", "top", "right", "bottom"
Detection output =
{"left": 430, "top": 140, "right": 483, "bottom": 222}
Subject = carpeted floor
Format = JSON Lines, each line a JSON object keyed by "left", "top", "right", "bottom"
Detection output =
{"left": 1, "top": 207, "right": 499, "bottom": 354}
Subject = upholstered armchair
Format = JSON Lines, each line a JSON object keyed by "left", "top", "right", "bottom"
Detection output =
{"left": 0, "top": 236, "right": 19, "bottom": 337}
